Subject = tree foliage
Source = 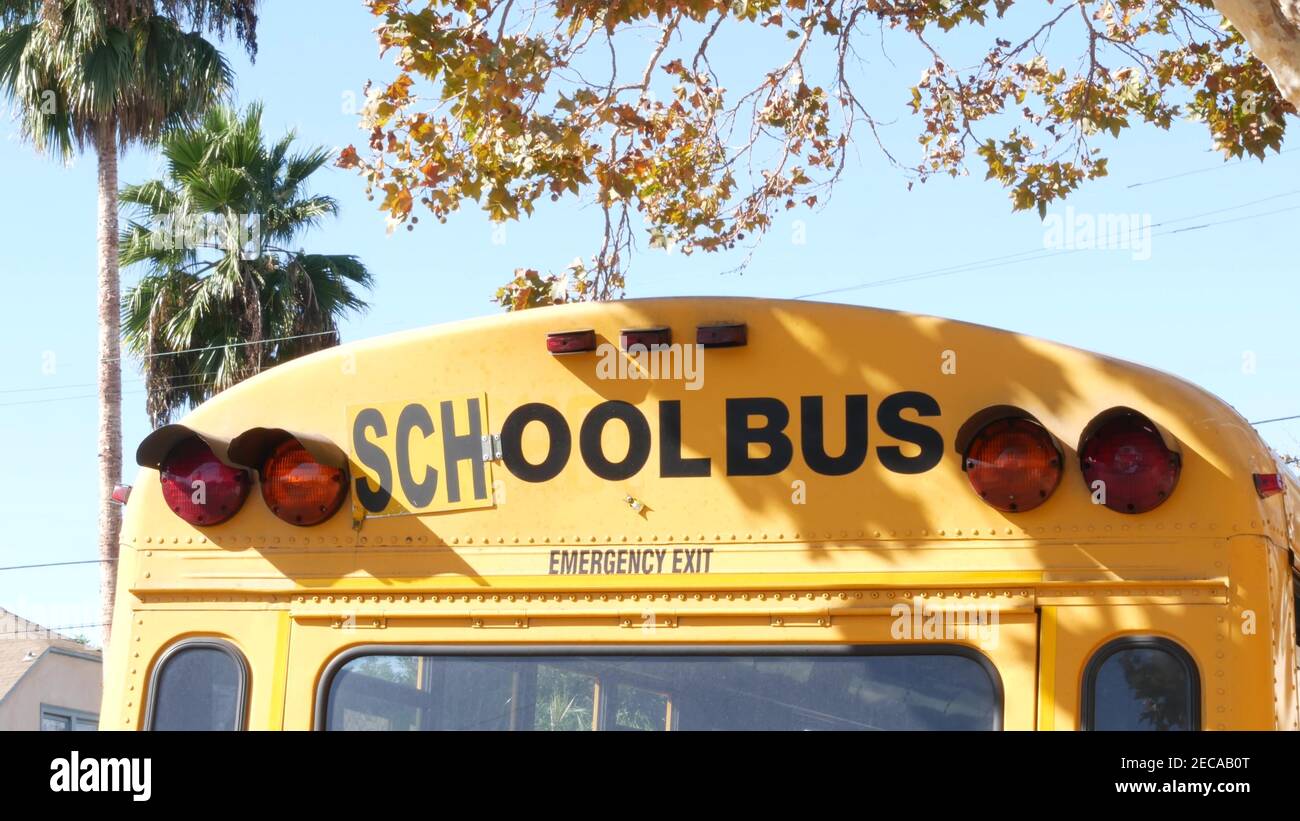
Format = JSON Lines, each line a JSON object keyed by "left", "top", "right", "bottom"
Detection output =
{"left": 121, "top": 104, "right": 373, "bottom": 427}
{"left": 341, "top": 0, "right": 1293, "bottom": 307}
{"left": 0, "top": 0, "right": 256, "bottom": 153}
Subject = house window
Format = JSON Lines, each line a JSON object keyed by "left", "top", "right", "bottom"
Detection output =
{"left": 40, "top": 705, "right": 98, "bottom": 731}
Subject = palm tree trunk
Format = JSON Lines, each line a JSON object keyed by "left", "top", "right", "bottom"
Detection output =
{"left": 96, "top": 129, "right": 122, "bottom": 649}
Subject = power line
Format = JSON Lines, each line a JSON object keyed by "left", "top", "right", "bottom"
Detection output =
{"left": 1126, "top": 147, "right": 1299, "bottom": 189}
{"left": 0, "top": 622, "right": 106, "bottom": 638}
{"left": 0, "top": 559, "right": 116, "bottom": 572}
{"left": 1, "top": 329, "right": 345, "bottom": 400}
{"left": 1251, "top": 414, "right": 1300, "bottom": 426}
{"left": 0, "top": 379, "right": 220, "bottom": 410}
{"left": 103, "top": 329, "right": 339, "bottom": 364}
{"left": 795, "top": 192, "right": 1300, "bottom": 300}
{"left": 0, "top": 371, "right": 219, "bottom": 397}
{"left": 0, "top": 369, "right": 220, "bottom": 397}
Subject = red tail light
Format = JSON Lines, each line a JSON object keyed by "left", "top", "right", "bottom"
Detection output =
{"left": 547, "top": 329, "right": 597, "bottom": 354}
{"left": 1080, "top": 412, "right": 1180, "bottom": 513}
{"left": 261, "top": 439, "right": 348, "bottom": 526}
{"left": 159, "top": 438, "right": 250, "bottom": 526}
{"left": 963, "top": 417, "right": 1062, "bottom": 512}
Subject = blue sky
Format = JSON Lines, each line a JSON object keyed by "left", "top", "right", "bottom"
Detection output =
{"left": 0, "top": 2, "right": 1297, "bottom": 645}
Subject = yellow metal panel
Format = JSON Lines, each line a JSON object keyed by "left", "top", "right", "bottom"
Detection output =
{"left": 1037, "top": 606, "right": 1057, "bottom": 731}
{"left": 104, "top": 299, "right": 1297, "bottom": 730}
{"left": 281, "top": 610, "right": 1040, "bottom": 731}
{"left": 267, "top": 611, "right": 291, "bottom": 730}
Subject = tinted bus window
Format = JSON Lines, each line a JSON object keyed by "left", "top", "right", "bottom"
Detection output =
{"left": 149, "top": 643, "right": 247, "bottom": 731}
{"left": 1084, "top": 639, "right": 1198, "bottom": 731}
{"left": 324, "top": 651, "right": 1000, "bottom": 731}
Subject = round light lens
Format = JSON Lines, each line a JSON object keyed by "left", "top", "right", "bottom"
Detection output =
{"left": 159, "top": 438, "right": 251, "bottom": 526}
{"left": 1080, "top": 412, "right": 1179, "bottom": 513}
{"left": 261, "top": 439, "right": 347, "bottom": 526}
{"left": 964, "top": 417, "right": 1062, "bottom": 512}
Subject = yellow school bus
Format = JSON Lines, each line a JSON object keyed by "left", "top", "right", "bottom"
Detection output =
{"left": 101, "top": 298, "right": 1299, "bottom": 731}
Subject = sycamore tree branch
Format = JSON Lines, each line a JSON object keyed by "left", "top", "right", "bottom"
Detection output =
{"left": 343, "top": 0, "right": 1296, "bottom": 308}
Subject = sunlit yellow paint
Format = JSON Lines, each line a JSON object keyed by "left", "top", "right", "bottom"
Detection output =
{"left": 1037, "top": 606, "right": 1056, "bottom": 731}
{"left": 99, "top": 298, "right": 1299, "bottom": 731}
{"left": 267, "top": 611, "right": 290, "bottom": 730}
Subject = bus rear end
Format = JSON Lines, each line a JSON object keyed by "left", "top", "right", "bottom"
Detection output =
{"left": 101, "top": 298, "right": 1300, "bottom": 731}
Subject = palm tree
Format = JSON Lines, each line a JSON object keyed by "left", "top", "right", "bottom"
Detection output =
{"left": 121, "top": 102, "right": 373, "bottom": 427}
{"left": 0, "top": 0, "right": 258, "bottom": 646}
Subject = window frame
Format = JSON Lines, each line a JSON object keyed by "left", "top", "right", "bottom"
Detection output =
{"left": 40, "top": 703, "right": 99, "bottom": 731}
{"left": 1080, "top": 636, "right": 1201, "bottom": 731}
{"left": 144, "top": 637, "right": 250, "bottom": 731}
{"left": 1292, "top": 569, "right": 1298, "bottom": 652}
{"left": 314, "top": 644, "right": 1004, "bottom": 731}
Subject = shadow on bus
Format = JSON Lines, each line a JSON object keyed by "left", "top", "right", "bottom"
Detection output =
{"left": 535, "top": 298, "right": 1237, "bottom": 580}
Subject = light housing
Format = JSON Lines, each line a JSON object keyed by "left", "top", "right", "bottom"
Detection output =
{"left": 260, "top": 438, "right": 348, "bottom": 526}
{"left": 546, "top": 329, "right": 597, "bottom": 354}
{"left": 228, "top": 428, "right": 350, "bottom": 526}
{"left": 962, "top": 416, "right": 1062, "bottom": 512}
{"left": 1079, "top": 410, "right": 1181, "bottom": 514}
{"left": 158, "top": 437, "right": 251, "bottom": 526}
{"left": 1254, "top": 473, "right": 1284, "bottom": 498}
{"left": 696, "top": 322, "right": 747, "bottom": 348}
{"left": 620, "top": 326, "right": 671, "bottom": 351}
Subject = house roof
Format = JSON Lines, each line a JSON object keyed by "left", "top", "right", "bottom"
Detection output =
{"left": 0, "top": 608, "right": 101, "bottom": 703}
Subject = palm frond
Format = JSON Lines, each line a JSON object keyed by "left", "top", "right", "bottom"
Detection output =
{"left": 119, "top": 101, "right": 372, "bottom": 422}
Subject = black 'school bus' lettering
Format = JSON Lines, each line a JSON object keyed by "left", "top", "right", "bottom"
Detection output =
{"left": 876, "top": 391, "right": 943, "bottom": 474}
{"left": 580, "top": 400, "right": 651, "bottom": 481}
{"left": 440, "top": 398, "right": 488, "bottom": 502}
{"left": 352, "top": 408, "right": 392, "bottom": 512}
{"left": 501, "top": 402, "right": 571, "bottom": 483}
{"left": 725, "top": 397, "right": 793, "bottom": 476}
{"left": 801, "top": 395, "right": 869, "bottom": 476}
{"left": 659, "top": 400, "right": 711, "bottom": 478}
{"left": 396, "top": 403, "right": 438, "bottom": 507}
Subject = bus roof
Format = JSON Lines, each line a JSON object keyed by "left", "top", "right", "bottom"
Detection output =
{"left": 125, "top": 298, "right": 1294, "bottom": 593}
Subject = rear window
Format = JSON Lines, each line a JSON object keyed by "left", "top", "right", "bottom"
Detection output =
{"left": 323, "top": 649, "right": 1001, "bottom": 731}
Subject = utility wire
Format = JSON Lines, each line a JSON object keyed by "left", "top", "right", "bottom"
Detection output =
{"left": 795, "top": 193, "right": 1300, "bottom": 300}
{"left": 0, "top": 379, "right": 220, "bottom": 409}
{"left": 1126, "top": 147, "right": 1299, "bottom": 189}
{"left": 0, "top": 559, "right": 116, "bottom": 572}
{"left": 0, "top": 369, "right": 220, "bottom": 396}
{"left": 102, "top": 329, "right": 339, "bottom": 364}
{"left": 1251, "top": 414, "right": 1300, "bottom": 426}
{"left": 0, "top": 622, "right": 106, "bottom": 638}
